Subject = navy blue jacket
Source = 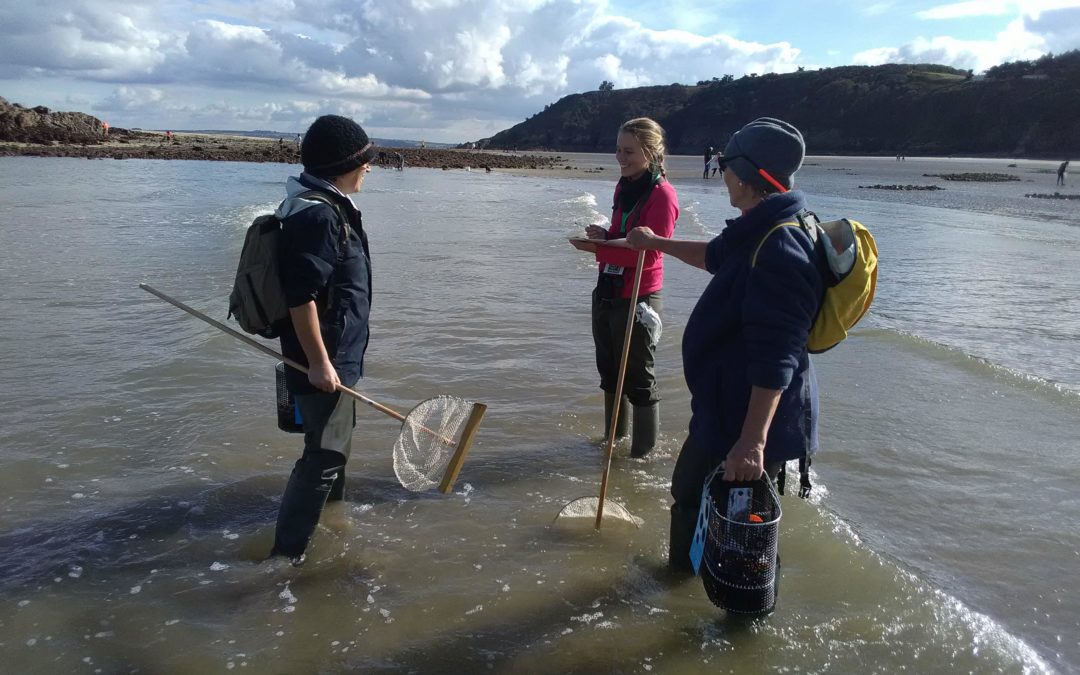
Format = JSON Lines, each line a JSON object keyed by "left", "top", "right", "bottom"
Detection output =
{"left": 276, "top": 174, "right": 372, "bottom": 395}
{"left": 682, "top": 191, "right": 822, "bottom": 463}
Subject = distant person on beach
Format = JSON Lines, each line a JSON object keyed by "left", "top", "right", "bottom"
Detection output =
{"left": 570, "top": 117, "right": 679, "bottom": 458}
{"left": 703, "top": 145, "right": 714, "bottom": 179}
{"left": 395, "top": 151, "right": 405, "bottom": 171}
{"left": 712, "top": 151, "right": 722, "bottom": 177}
{"left": 270, "top": 114, "right": 376, "bottom": 564}
{"left": 626, "top": 118, "right": 822, "bottom": 573}
{"left": 295, "top": 133, "right": 302, "bottom": 150}
{"left": 102, "top": 121, "right": 109, "bottom": 137}
{"left": 1058, "top": 160, "right": 1069, "bottom": 186}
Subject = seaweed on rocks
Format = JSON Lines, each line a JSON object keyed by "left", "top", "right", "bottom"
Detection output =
{"left": 859, "top": 184, "right": 944, "bottom": 191}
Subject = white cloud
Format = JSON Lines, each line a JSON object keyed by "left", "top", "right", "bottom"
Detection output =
{"left": 0, "top": 3, "right": 176, "bottom": 79}
{"left": 1024, "top": 6, "right": 1080, "bottom": 50}
{"left": 0, "top": 0, "right": 1072, "bottom": 141}
{"left": 917, "top": 1, "right": 1013, "bottom": 20}
{"left": 918, "top": 0, "right": 1080, "bottom": 20}
{"left": 854, "top": 8, "right": 1070, "bottom": 73}
{"left": 861, "top": 2, "right": 897, "bottom": 17}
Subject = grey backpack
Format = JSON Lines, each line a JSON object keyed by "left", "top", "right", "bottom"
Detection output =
{"left": 228, "top": 190, "right": 347, "bottom": 339}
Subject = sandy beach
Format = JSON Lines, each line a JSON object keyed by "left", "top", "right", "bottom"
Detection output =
{"left": 500, "top": 150, "right": 1071, "bottom": 182}
{"left": 1, "top": 123, "right": 1068, "bottom": 186}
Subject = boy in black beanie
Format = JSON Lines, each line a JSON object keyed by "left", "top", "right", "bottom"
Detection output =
{"left": 271, "top": 115, "right": 377, "bottom": 563}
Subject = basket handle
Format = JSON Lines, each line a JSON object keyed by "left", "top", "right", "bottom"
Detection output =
{"left": 706, "top": 464, "right": 784, "bottom": 519}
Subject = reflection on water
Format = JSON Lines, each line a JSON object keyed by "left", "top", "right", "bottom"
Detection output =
{"left": 0, "top": 156, "right": 1075, "bottom": 673}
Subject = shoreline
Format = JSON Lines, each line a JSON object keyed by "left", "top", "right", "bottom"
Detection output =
{"left": 0, "top": 135, "right": 1067, "bottom": 185}
{"left": 493, "top": 150, "right": 1069, "bottom": 182}
{"left": 0, "top": 130, "right": 559, "bottom": 171}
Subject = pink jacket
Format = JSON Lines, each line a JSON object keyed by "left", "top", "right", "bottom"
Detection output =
{"left": 595, "top": 179, "right": 679, "bottom": 298}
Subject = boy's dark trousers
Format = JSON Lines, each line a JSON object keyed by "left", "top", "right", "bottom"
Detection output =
{"left": 272, "top": 389, "right": 355, "bottom": 559}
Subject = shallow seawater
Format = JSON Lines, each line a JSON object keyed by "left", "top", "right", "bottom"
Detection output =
{"left": 0, "top": 155, "right": 1076, "bottom": 673}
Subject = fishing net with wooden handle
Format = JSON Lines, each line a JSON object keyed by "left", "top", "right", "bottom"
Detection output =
{"left": 136, "top": 284, "right": 487, "bottom": 493}
{"left": 555, "top": 496, "right": 643, "bottom": 526}
{"left": 393, "top": 395, "right": 478, "bottom": 491}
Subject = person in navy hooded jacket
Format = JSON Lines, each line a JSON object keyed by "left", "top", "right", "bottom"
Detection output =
{"left": 271, "top": 115, "right": 376, "bottom": 564}
{"left": 627, "top": 118, "right": 823, "bottom": 572}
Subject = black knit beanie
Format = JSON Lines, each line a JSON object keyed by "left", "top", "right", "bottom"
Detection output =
{"left": 301, "top": 115, "right": 376, "bottom": 178}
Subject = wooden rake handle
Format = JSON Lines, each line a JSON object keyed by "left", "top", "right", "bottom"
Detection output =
{"left": 595, "top": 249, "right": 646, "bottom": 529}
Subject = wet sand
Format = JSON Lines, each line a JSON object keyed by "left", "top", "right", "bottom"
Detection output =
{"left": 498, "top": 150, "right": 1070, "bottom": 183}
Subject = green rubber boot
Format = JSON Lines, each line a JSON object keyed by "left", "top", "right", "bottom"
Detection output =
{"left": 668, "top": 503, "right": 697, "bottom": 575}
{"left": 604, "top": 390, "right": 629, "bottom": 440}
{"left": 630, "top": 403, "right": 659, "bottom": 458}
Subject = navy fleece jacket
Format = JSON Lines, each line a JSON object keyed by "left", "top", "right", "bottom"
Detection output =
{"left": 682, "top": 190, "right": 823, "bottom": 463}
{"left": 276, "top": 174, "right": 372, "bottom": 395}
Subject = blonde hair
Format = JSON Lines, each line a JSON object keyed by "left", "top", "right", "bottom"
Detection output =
{"left": 619, "top": 117, "right": 666, "bottom": 176}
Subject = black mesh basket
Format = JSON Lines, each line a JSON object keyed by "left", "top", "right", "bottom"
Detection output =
{"left": 276, "top": 362, "right": 304, "bottom": 433}
{"left": 701, "top": 475, "right": 782, "bottom": 615}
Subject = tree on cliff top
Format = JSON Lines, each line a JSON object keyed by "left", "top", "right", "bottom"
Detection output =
{"left": 483, "top": 55, "right": 1080, "bottom": 158}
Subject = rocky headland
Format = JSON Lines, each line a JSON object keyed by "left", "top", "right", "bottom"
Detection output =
{"left": 0, "top": 97, "right": 556, "bottom": 170}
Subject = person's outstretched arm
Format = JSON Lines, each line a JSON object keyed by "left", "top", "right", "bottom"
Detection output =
{"left": 626, "top": 226, "right": 708, "bottom": 270}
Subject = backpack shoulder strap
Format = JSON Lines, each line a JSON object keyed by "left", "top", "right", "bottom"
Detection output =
{"left": 750, "top": 210, "right": 818, "bottom": 267}
{"left": 293, "top": 189, "right": 351, "bottom": 313}
{"left": 295, "top": 189, "right": 350, "bottom": 250}
{"left": 751, "top": 222, "right": 798, "bottom": 267}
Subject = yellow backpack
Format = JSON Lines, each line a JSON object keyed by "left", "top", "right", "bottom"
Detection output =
{"left": 752, "top": 211, "right": 878, "bottom": 353}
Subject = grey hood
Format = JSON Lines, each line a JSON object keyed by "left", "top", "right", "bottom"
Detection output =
{"left": 275, "top": 173, "right": 356, "bottom": 219}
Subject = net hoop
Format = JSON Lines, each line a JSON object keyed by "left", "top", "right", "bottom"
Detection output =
{"left": 392, "top": 395, "right": 476, "bottom": 491}
{"left": 554, "top": 496, "right": 643, "bottom": 527}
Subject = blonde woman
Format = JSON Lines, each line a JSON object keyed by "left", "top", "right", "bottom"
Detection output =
{"left": 571, "top": 118, "right": 679, "bottom": 457}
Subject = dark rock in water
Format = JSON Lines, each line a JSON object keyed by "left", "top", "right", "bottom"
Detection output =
{"left": 1025, "top": 192, "right": 1080, "bottom": 200}
{"left": 923, "top": 172, "right": 1021, "bottom": 182}
{"left": 859, "top": 184, "right": 944, "bottom": 191}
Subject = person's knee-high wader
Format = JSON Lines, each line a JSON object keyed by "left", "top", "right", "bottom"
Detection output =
{"left": 591, "top": 270, "right": 662, "bottom": 458}
{"left": 272, "top": 389, "right": 355, "bottom": 559}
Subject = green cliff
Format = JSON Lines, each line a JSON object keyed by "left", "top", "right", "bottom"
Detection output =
{"left": 482, "top": 51, "right": 1080, "bottom": 158}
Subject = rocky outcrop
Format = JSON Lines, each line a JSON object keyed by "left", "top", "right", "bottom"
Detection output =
{"left": 0, "top": 96, "right": 558, "bottom": 169}
{"left": 0, "top": 96, "right": 107, "bottom": 144}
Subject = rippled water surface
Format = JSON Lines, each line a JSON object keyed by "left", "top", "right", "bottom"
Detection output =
{"left": 0, "top": 155, "right": 1077, "bottom": 673}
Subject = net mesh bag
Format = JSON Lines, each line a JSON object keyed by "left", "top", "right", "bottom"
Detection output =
{"left": 701, "top": 477, "right": 782, "bottom": 615}
{"left": 392, "top": 395, "right": 475, "bottom": 491}
{"left": 555, "top": 496, "right": 642, "bottom": 526}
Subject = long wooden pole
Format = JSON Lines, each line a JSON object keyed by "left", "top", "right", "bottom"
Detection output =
{"left": 594, "top": 249, "right": 646, "bottom": 530}
{"left": 141, "top": 283, "right": 490, "bottom": 488}
{"left": 141, "top": 283, "right": 409, "bottom": 422}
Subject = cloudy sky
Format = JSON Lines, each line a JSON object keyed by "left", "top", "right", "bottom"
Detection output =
{"left": 1, "top": 0, "right": 1078, "bottom": 142}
